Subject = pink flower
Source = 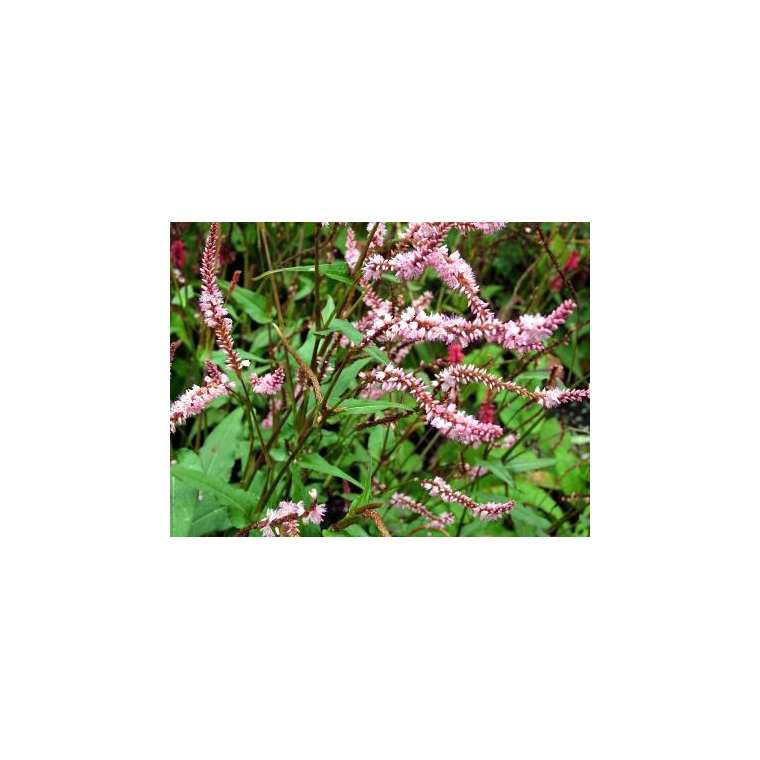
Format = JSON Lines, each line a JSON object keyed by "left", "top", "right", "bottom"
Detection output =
{"left": 250, "top": 366, "right": 285, "bottom": 395}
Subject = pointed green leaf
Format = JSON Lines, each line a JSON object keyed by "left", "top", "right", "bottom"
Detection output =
{"left": 326, "top": 318, "right": 362, "bottom": 345}
{"left": 298, "top": 452, "right": 362, "bottom": 488}
{"left": 252, "top": 262, "right": 353, "bottom": 284}
{"left": 199, "top": 407, "right": 243, "bottom": 482}
{"left": 171, "top": 465, "right": 257, "bottom": 517}
{"left": 229, "top": 286, "right": 272, "bottom": 324}
{"left": 331, "top": 399, "right": 412, "bottom": 416}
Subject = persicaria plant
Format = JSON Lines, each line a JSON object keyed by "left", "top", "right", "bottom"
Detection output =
{"left": 170, "top": 222, "right": 590, "bottom": 537}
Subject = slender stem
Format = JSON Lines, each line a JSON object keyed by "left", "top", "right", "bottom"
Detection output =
{"left": 313, "top": 223, "right": 322, "bottom": 331}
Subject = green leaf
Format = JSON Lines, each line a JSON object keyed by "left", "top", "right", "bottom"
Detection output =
{"left": 170, "top": 452, "right": 234, "bottom": 536}
{"left": 331, "top": 399, "right": 412, "bottom": 416}
{"left": 350, "top": 459, "right": 374, "bottom": 512}
{"left": 363, "top": 344, "right": 390, "bottom": 364}
{"left": 368, "top": 424, "right": 386, "bottom": 461}
{"left": 229, "top": 286, "right": 272, "bottom": 324}
{"left": 507, "top": 456, "right": 558, "bottom": 473}
{"left": 252, "top": 262, "right": 353, "bottom": 284}
{"left": 170, "top": 465, "right": 257, "bottom": 519}
{"left": 297, "top": 333, "right": 316, "bottom": 364}
{"left": 326, "top": 318, "right": 362, "bottom": 345}
{"left": 188, "top": 496, "right": 232, "bottom": 536}
{"left": 510, "top": 504, "right": 551, "bottom": 536}
{"left": 324, "top": 357, "right": 372, "bottom": 403}
{"left": 321, "top": 319, "right": 389, "bottom": 364}
{"left": 171, "top": 450, "right": 201, "bottom": 537}
{"left": 289, "top": 464, "right": 310, "bottom": 504}
{"left": 298, "top": 452, "right": 362, "bottom": 488}
{"left": 199, "top": 407, "right": 243, "bottom": 482}
{"left": 477, "top": 457, "right": 514, "bottom": 487}
{"left": 320, "top": 295, "right": 336, "bottom": 327}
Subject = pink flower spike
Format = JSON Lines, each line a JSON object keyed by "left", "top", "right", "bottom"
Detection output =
{"left": 250, "top": 366, "right": 285, "bottom": 395}
{"left": 345, "top": 227, "right": 361, "bottom": 269}
{"left": 535, "top": 386, "right": 590, "bottom": 409}
{"left": 421, "top": 476, "right": 515, "bottom": 521}
{"left": 169, "top": 361, "right": 233, "bottom": 433}
{"left": 303, "top": 502, "right": 327, "bottom": 526}
{"left": 197, "top": 223, "right": 246, "bottom": 374}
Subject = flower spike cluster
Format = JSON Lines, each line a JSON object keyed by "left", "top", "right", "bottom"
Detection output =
{"left": 249, "top": 366, "right": 285, "bottom": 395}
{"left": 390, "top": 492, "right": 454, "bottom": 530}
{"left": 170, "top": 360, "right": 234, "bottom": 433}
{"left": 360, "top": 364, "right": 504, "bottom": 445}
{"left": 421, "top": 477, "right": 515, "bottom": 521}
{"left": 432, "top": 363, "right": 590, "bottom": 408}
{"left": 360, "top": 299, "right": 577, "bottom": 354}
{"left": 198, "top": 223, "right": 248, "bottom": 375}
{"left": 258, "top": 489, "right": 326, "bottom": 537}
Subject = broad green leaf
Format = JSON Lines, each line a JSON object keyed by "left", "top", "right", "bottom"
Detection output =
{"left": 507, "top": 456, "right": 558, "bottom": 473}
{"left": 510, "top": 504, "right": 551, "bottom": 536}
{"left": 170, "top": 465, "right": 257, "bottom": 518}
{"left": 512, "top": 482, "right": 561, "bottom": 519}
{"left": 170, "top": 452, "right": 233, "bottom": 536}
{"left": 298, "top": 452, "right": 362, "bottom": 488}
{"left": 199, "top": 407, "right": 243, "bottom": 482}
{"left": 170, "top": 450, "right": 202, "bottom": 536}
{"left": 229, "top": 286, "right": 272, "bottom": 324}
{"left": 188, "top": 496, "right": 232, "bottom": 536}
